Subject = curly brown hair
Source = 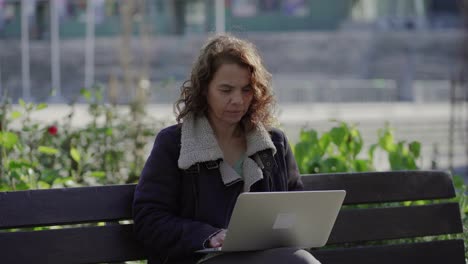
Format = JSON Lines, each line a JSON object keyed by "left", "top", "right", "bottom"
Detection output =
{"left": 174, "top": 34, "right": 276, "bottom": 131}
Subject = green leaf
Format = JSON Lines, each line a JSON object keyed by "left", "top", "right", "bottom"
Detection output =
{"left": 10, "top": 111, "right": 22, "bottom": 119}
{"left": 295, "top": 129, "right": 321, "bottom": 174}
{"left": 299, "top": 129, "right": 318, "bottom": 144}
{"left": 38, "top": 146, "right": 59, "bottom": 155}
{"left": 353, "top": 159, "right": 370, "bottom": 172}
{"left": 404, "top": 157, "right": 418, "bottom": 170}
{"left": 36, "top": 103, "right": 48, "bottom": 110}
{"left": 80, "top": 88, "right": 92, "bottom": 101}
{"left": 90, "top": 171, "right": 106, "bottom": 178}
{"left": 10, "top": 170, "right": 21, "bottom": 180}
{"left": 329, "top": 127, "right": 346, "bottom": 147}
{"left": 0, "top": 131, "right": 19, "bottom": 149}
{"left": 15, "top": 181, "right": 30, "bottom": 191}
{"left": 368, "top": 143, "right": 378, "bottom": 160}
{"left": 321, "top": 157, "right": 348, "bottom": 173}
{"left": 306, "top": 159, "right": 322, "bottom": 174}
{"left": 70, "top": 148, "right": 81, "bottom": 163}
{"left": 26, "top": 102, "right": 34, "bottom": 111}
{"left": 8, "top": 160, "right": 23, "bottom": 170}
{"left": 409, "top": 141, "right": 421, "bottom": 158}
{"left": 37, "top": 181, "right": 51, "bottom": 189}
{"left": 413, "top": 200, "right": 427, "bottom": 206}
{"left": 389, "top": 152, "right": 403, "bottom": 170}
{"left": 52, "top": 177, "right": 75, "bottom": 188}
{"left": 19, "top": 98, "right": 26, "bottom": 107}
{"left": 0, "top": 184, "right": 9, "bottom": 191}
{"left": 95, "top": 89, "right": 103, "bottom": 101}
{"left": 294, "top": 142, "right": 310, "bottom": 173}
{"left": 40, "top": 169, "right": 60, "bottom": 184}
{"left": 52, "top": 177, "right": 73, "bottom": 185}
{"left": 8, "top": 160, "right": 33, "bottom": 170}
{"left": 349, "top": 128, "right": 363, "bottom": 158}
{"left": 378, "top": 129, "right": 396, "bottom": 152}
{"left": 318, "top": 133, "right": 331, "bottom": 155}
{"left": 452, "top": 175, "right": 465, "bottom": 190}
{"left": 105, "top": 127, "right": 113, "bottom": 136}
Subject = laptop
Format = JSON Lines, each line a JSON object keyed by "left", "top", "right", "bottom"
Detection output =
{"left": 196, "top": 190, "right": 346, "bottom": 253}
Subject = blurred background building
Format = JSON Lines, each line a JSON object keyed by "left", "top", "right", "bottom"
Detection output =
{"left": 0, "top": 0, "right": 467, "bottom": 179}
{"left": 0, "top": 0, "right": 463, "bottom": 37}
{"left": 0, "top": 0, "right": 464, "bottom": 101}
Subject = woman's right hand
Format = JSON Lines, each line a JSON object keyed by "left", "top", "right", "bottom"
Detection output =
{"left": 209, "top": 229, "right": 227, "bottom": 248}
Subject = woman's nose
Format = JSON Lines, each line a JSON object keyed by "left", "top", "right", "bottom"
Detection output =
{"left": 231, "top": 91, "right": 243, "bottom": 104}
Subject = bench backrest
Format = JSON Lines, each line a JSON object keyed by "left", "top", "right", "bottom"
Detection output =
{"left": 301, "top": 170, "right": 465, "bottom": 264}
{"left": 0, "top": 184, "right": 144, "bottom": 263}
{"left": 0, "top": 170, "right": 464, "bottom": 264}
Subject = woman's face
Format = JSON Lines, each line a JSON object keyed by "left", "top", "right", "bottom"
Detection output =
{"left": 206, "top": 63, "right": 254, "bottom": 128}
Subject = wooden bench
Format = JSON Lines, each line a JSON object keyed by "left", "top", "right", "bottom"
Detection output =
{"left": 0, "top": 170, "right": 465, "bottom": 263}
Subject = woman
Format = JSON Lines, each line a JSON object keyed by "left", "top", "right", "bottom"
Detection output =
{"left": 133, "top": 34, "right": 320, "bottom": 264}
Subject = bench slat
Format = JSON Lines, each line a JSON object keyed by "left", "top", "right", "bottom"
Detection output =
{"left": 1, "top": 225, "right": 463, "bottom": 264}
{"left": 302, "top": 170, "right": 455, "bottom": 204}
{"left": 0, "top": 224, "right": 145, "bottom": 264}
{"left": 0, "top": 184, "right": 136, "bottom": 229}
{"left": 313, "top": 239, "right": 466, "bottom": 264}
{"left": 0, "top": 170, "right": 458, "bottom": 229}
{"left": 328, "top": 203, "right": 463, "bottom": 244}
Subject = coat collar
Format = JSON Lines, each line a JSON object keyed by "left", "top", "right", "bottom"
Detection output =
{"left": 178, "top": 114, "right": 276, "bottom": 169}
{"left": 178, "top": 114, "right": 276, "bottom": 192}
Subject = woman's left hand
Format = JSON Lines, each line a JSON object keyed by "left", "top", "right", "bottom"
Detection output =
{"left": 209, "top": 229, "right": 227, "bottom": 248}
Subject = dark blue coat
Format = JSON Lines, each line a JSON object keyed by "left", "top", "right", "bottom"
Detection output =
{"left": 133, "top": 124, "right": 303, "bottom": 264}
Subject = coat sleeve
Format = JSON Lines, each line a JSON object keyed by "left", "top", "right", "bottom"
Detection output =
{"left": 283, "top": 131, "right": 304, "bottom": 191}
{"left": 132, "top": 128, "right": 220, "bottom": 258}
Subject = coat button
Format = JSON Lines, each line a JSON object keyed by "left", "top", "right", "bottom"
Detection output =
{"left": 262, "top": 153, "right": 267, "bottom": 158}
{"left": 266, "top": 162, "right": 271, "bottom": 167}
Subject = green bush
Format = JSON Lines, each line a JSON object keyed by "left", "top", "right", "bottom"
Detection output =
{"left": 293, "top": 121, "right": 420, "bottom": 174}
{"left": 0, "top": 87, "right": 164, "bottom": 191}
{"left": 293, "top": 121, "right": 467, "bottom": 259}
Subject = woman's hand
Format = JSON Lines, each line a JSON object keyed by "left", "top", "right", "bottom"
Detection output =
{"left": 209, "top": 229, "right": 227, "bottom": 248}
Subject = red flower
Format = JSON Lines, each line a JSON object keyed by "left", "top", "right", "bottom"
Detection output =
{"left": 48, "top": 126, "right": 58, "bottom": 136}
